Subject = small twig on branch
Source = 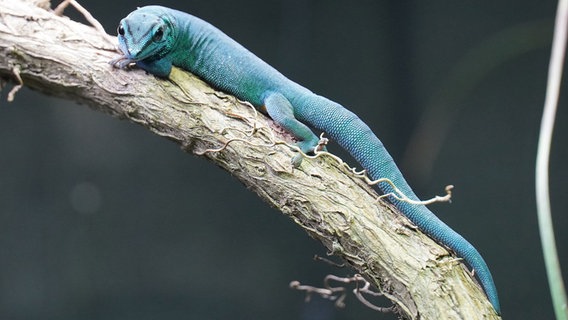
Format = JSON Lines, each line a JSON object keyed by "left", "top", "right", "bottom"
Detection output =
{"left": 53, "top": 0, "right": 114, "bottom": 45}
{"left": 290, "top": 274, "right": 394, "bottom": 313}
{"left": 313, "top": 254, "right": 346, "bottom": 268}
{"left": 7, "top": 65, "right": 22, "bottom": 102}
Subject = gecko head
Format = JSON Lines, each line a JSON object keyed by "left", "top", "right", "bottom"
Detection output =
{"left": 116, "top": 6, "right": 176, "bottom": 61}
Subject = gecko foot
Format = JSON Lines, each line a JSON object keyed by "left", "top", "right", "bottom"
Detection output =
{"left": 291, "top": 135, "right": 329, "bottom": 168}
{"left": 109, "top": 55, "right": 136, "bottom": 69}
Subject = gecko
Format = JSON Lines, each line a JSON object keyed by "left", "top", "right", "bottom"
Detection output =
{"left": 109, "top": 5, "right": 500, "bottom": 314}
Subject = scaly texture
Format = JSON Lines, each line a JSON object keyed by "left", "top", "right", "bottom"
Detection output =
{"left": 109, "top": 5, "right": 500, "bottom": 314}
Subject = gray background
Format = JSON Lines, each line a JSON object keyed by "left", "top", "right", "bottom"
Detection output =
{"left": 1, "top": 1, "right": 567, "bottom": 319}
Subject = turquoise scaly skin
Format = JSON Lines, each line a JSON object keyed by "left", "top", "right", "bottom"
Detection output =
{"left": 109, "top": 5, "right": 500, "bottom": 314}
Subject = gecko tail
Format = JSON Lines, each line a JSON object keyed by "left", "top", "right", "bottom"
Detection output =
{"left": 296, "top": 94, "right": 501, "bottom": 314}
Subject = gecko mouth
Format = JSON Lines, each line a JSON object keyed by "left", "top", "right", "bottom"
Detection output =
{"left": 116, "top": 40, "right": 152, "bottom": 62}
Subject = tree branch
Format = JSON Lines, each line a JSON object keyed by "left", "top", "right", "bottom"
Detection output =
{"left": 0, "top": 1, "right": 500, "bottom": 319}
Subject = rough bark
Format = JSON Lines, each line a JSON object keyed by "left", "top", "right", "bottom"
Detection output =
{"left": 0, "top": 1, "right": 500, "bottom": 319}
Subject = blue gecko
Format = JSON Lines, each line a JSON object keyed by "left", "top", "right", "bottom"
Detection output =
{"left": 109, "top": 5, "right": 500, "bottom": 314}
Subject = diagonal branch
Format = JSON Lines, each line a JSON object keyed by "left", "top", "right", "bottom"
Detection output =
{"left": 0, "top": 1, "right": 500, "bottom": 319}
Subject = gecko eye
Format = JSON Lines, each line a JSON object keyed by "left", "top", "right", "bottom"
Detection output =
{"left": 152, "top": 27, "right": 164, "bottom": 42}
{"left": 117, "top": 25, "right": 125, "bottom": 36}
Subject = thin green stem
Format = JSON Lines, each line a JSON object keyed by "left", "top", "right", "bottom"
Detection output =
{"left": 536, "top": 0, "right": 568, "bottom": 319}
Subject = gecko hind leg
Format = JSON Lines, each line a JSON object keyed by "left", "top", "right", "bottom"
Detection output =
{"left": 263, "top": 92, "right": 323, "bottom": 167}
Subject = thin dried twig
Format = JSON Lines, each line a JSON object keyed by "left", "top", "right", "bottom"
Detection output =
{"left": 313, "top": 254, "right": 346, "bottom": 268}
{"left": 290, "top": 274, "right": 394, "bottom": 313}
{"left": 7, "top": 65, "right": 22, "bottom": 102}
{"left": 53, "top": 0, "right": 113, "bottom": 45}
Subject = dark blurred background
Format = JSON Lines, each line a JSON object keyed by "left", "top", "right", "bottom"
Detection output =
{"left": 1, "top": 1, "right": 567, "bottom": 319}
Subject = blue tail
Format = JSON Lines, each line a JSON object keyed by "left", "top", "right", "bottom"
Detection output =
{"left": 295, "top": 94, "right": 501, "bottom": 314}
